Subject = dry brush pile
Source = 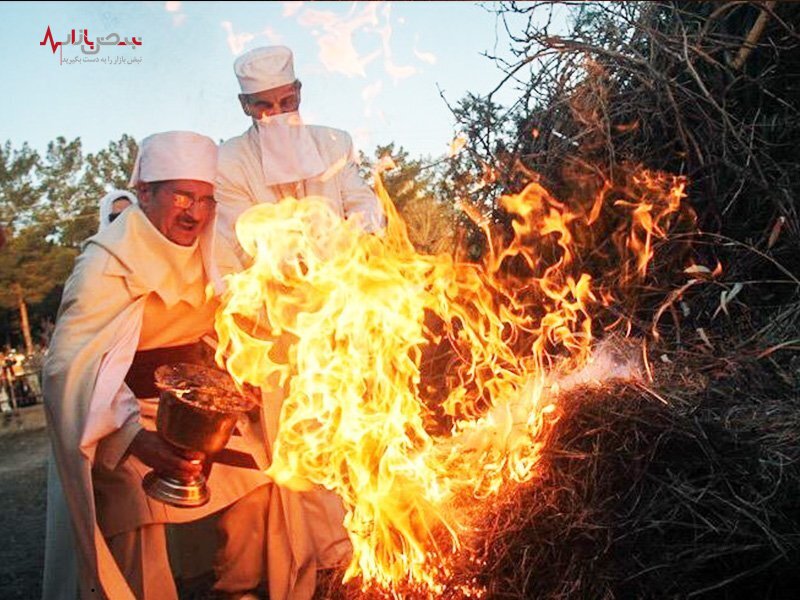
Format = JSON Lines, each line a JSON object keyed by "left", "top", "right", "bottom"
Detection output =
{"left": 313, "top": 2, "right": 800, "bottom": 598}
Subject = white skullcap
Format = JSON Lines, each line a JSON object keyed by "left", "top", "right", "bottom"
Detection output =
{"left": 129, "top": 131, "right": 218, "bottom": 187}
{"left": 234, "top": 46, "right": 296, "bottom": 94}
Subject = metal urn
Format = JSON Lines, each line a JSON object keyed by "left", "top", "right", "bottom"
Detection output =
{"left": 142, "top": 363, "right": 256, "bottom": 508}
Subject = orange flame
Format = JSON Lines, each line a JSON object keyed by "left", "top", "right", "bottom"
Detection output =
{"left": 612, "top": 169, "right": 687, "bottom": 278}
{"left": 214, "top": 165, "right": 689, "bottom": 593}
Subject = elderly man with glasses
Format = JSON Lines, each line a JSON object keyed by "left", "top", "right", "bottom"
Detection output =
{"left": 42, "top": 131, "right": 271, "bottom": 600}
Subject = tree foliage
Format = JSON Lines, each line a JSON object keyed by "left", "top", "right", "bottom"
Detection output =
{"left": 0, "top": 141, "right": 39, "bottom": 233}
{"left": 0, "top": 133, "right": 137, "bottom": 346}
{"left": 361, "top": 143, "right": 460, "bottom": 255}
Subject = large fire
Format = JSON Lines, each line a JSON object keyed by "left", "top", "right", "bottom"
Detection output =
{"left": 214, "top": 164, "right": 689, "bottom": 594}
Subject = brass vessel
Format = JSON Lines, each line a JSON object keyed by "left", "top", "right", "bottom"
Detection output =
{"left": 142, "top": 363, "right": 256, "bottom": 508}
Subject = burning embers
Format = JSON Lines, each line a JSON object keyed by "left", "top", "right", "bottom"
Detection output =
{"left": 214, "top": 166, "right": 691, "bottom": 594}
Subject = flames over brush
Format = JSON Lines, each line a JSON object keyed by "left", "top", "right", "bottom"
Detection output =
{"left": 214, "top": 164, "right": 691, "bottom": 594}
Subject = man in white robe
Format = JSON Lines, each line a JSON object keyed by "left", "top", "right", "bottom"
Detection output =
{"left": 43, "top": 189, "right": 137, "bottom": 600}
{"left": 211, "top": 46, "right": 383, "bottom": 599}
{"left": 42, "top": 131, "right": 272, "bottom": 600}
{"left": 214, "top": 45, "right": 385, "bottom": 275}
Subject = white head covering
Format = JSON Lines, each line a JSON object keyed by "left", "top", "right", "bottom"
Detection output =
{"left": 98, "top": 190, "right": 137, "bottom": 232}
{"left": 231, "top": 47, "right": 326, "bottom": 185}
{"left": 129, "top": 131, "right": 218, "bottom": 187}
{"left": 235, "top": 46, "right": 296, "bottom": 94}
{"left": 127, "top": 130, "right": 224, "bottom": 295}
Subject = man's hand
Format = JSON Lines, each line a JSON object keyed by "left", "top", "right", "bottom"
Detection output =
{"left": 128, "top": 430, "right": 205, "bottom": 481}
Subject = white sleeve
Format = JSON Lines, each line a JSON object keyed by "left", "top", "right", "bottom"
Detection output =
{"left": 94, "top": 420, "right": 142, "bottom": 470}
{"left": 339, "top": 134, "right": 386, "bottom": 234}
{"left": 215, "top": 150, "right": 256, "bottom": 276}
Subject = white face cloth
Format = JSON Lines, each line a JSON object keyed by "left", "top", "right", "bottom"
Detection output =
{"left": 255, "top": 111, "right": 326, "bottom": 186}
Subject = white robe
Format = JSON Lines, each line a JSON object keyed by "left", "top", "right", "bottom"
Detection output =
{"left": 214, "top": 123, "right": 385, "bottom": 275}
{"left": 212, "top": 124, "right": 368, "bottom": 598}
{"left": 42, "top": 206, "right": 269, "bottom": 599}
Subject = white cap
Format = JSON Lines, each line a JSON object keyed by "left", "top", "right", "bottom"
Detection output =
{"left": 129, "top": 131, "right": 218, "bottom": 187}
{"left": 234, "top": 46, "right": 296, "bottom": 94}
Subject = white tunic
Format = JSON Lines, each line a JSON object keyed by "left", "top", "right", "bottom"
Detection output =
{"left": 212, "top": 124, "right": 366, "bottom": 598}
{"left": 42, "top": 206, "right": 269, "bottom": 599}
{"left": 214, "top": 124, "right": 385, "bottom": 275}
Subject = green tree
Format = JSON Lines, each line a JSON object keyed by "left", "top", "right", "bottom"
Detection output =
{"left": 1, "top": 140, "right": 45, "bottom": 353}
{"left": 82, "top": 133, "right": 138, "bottom": 192}
{"left": 0, "top": 141, "right": 39, "bottom": 232}
{"left": 364, "top": 143, "right": 437, "bottom": 211}
{"left": 438, "top": 93, "right": 517, "bottom": 214}
{"left": 0, "top": 229, "right": 76, "bottom": 354}
{"left": 36, "top": 136, "right": 89, "bottom": 247}
{"left": 362, "top": 143, "right": 459, "bottom": 254}
{"left": 1, "top": 134, "right": 139, "bottom": 349}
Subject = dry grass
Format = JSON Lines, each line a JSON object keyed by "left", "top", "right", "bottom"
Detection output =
{"left": 313, "top": 318, "right": 800, "bottom": 599}
{"left": 314, "top": 3, "right": 800, "bottom": 597}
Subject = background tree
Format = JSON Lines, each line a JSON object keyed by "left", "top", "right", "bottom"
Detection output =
{"left": 0, "top": 134, "right": 138, "bottom": 349}
{"left": 36, "top": 136, "right": 89, "bottom": 247}
{"left": 1, "top": 140, "right": 43, "bottom": 353}
{"left": 362, "top": 143, "right": 460, "bottom": 254}
{"left": 0, "top": 141, "right": 39, "bottom": 233}
{"left": 81, "top": 133, "right": 139, "bottom": 205}
{"left": 0, "top": 230, "right": 76, "bottom": 354}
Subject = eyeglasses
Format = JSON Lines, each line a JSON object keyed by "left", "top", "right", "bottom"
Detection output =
{"left": 245, "top": 84, "right": 301, "bottom": 115}
{"left": 171, "top": 192, "right": 216, "bottom": 211}
{"left": 248, "top": 95, "right": 300, "bottom": 114}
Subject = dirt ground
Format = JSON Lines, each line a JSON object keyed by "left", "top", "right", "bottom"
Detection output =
{"left": 0, "top": 406, "right": 49, "bottom": 599}
{"left": 0, "top": 406, "right": 258, "bottom": 600}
